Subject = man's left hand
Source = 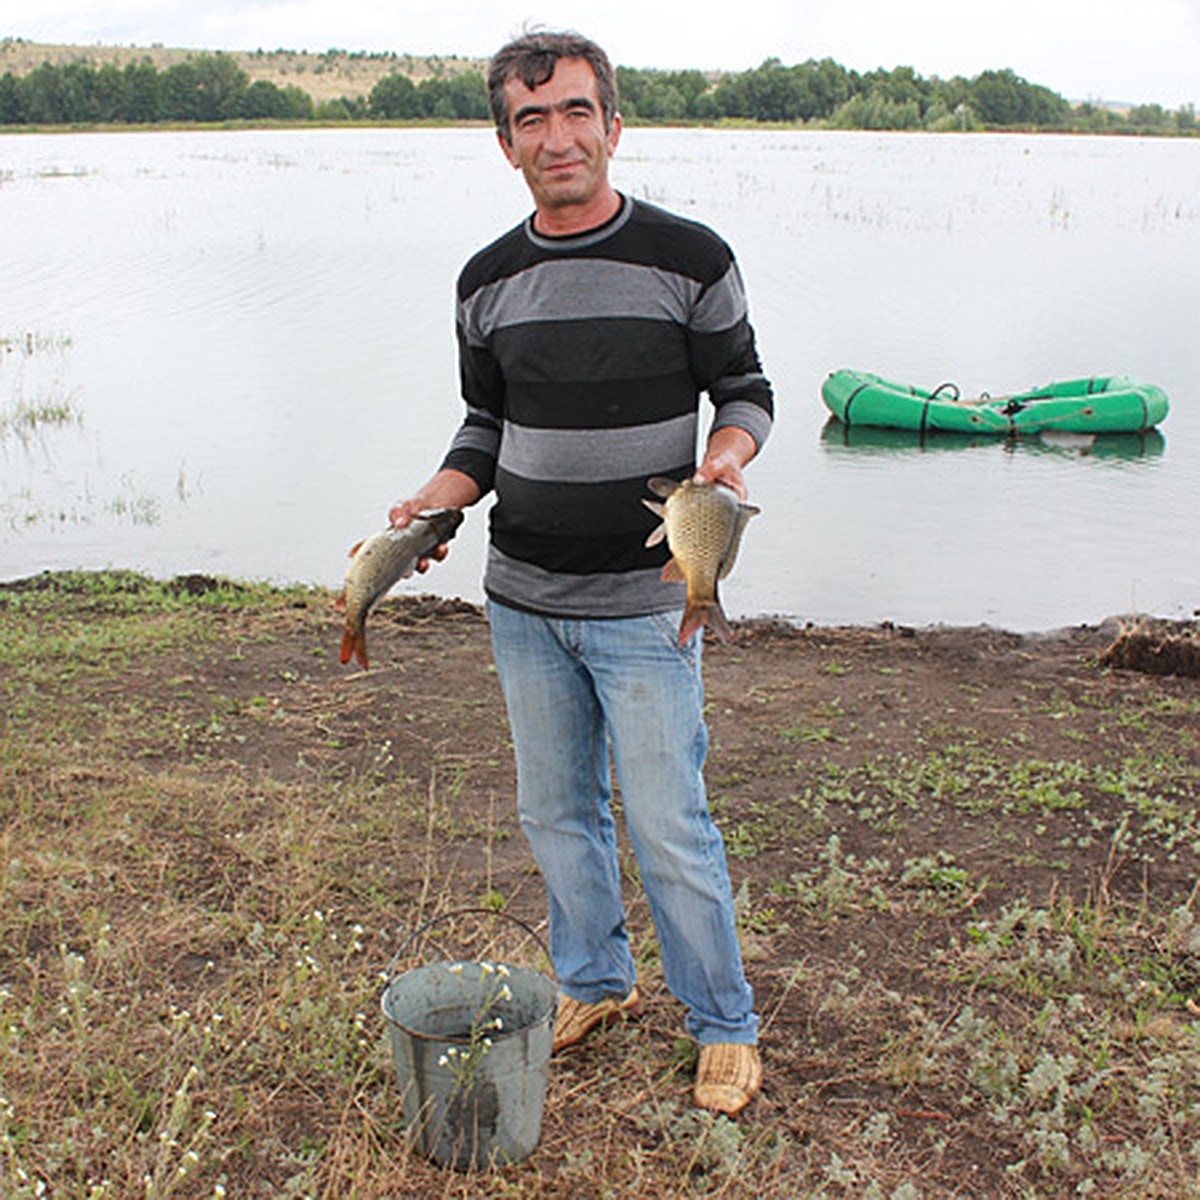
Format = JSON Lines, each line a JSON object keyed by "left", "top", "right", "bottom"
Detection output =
{"left": 695, "top": 427, "right": 758, "bottom": 501}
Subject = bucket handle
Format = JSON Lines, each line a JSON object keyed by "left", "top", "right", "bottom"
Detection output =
{"left": 383, "top": 907, "right": 554, "bottom": 988}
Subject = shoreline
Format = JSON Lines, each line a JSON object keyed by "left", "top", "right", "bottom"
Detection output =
{"left": 4, "top": 564, "right": 1197, "bottom": 649}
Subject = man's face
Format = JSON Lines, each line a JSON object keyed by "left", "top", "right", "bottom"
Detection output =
{"left": 499, "top": 57, "right": 622, "bottom": 227}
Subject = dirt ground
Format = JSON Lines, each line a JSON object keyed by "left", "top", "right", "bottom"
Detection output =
{"left": 5, "top": 576, "right": 1200, "bottom": 1196}
{"left": 241, "top": 594, "right": 1200, "bottom": 922}
{"left": 196, "top": 592, "right": 1200, "bottom": 1180}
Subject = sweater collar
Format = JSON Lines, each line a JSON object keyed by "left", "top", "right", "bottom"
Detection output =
{"left": 524, "top": 193, "right": 634, "bottom": 250}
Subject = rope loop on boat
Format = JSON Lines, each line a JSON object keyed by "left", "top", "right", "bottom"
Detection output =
{"left": 929, "top": 381, "right": 960, "bottom": 402}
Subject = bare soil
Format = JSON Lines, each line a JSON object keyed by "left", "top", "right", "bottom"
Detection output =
{"left": 4, "top": 576, "right": 1200, "bottom": 1197}
{"left": 187, "top": 594, "right": 1200, "bottom": 1187}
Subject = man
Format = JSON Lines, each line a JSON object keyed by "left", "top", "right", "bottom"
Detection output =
{"left": 389, "top": 29, "right": 772, "bottom": 1116}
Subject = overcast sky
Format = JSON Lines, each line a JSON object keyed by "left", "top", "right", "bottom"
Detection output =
{"left": 6, "top": 0, "right": 1199, "bottom": 109}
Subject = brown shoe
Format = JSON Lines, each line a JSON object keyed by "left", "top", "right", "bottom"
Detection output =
{"left": 552, "top": 986, "right": 643, "bottom": 1053}
{"left": 693, "top": 1043, "right": 762, "bottom": 1115}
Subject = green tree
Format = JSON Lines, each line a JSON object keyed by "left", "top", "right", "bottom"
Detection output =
{"left": 417, "top": 76, "right": 455, "bottom": 118}
{"left": 635, "top": 77, "right": 687, "bottom": 121}
{"left": 800, "top": 57, "right": 853, "bottom": 118}
{"left": 120, "top": 61, "right": 161, "bottom": 122}
{"left": 370, "top": 72, "right": 420, "bottom": 118}
{"left": 89, "top": 63, "right": 125, "bottom": 121}
{"left": 161, "top": 54, "right": 249, "bottom": 121}
{"left": 969, "top": 68, "right": 1070, "bottom": 126}
{"left": 317, "top": 95, "right": 368, "bottom": 120}
{"left": 18, "top": 64, "right": 78, "bottom": 123}
{"left": 737, "top": 58, "right": 805, "bottom": 121}
{"left": 446, "top": 71, "right": 487, "bottom": 119}
{"left": 239, "top": 79, "right": 312, "bottom": 120}
{"left": 859, "top": 65, "right": 928, "bottom": 113}
{"left": 1127, "top": 102, "right": 1169, "bottom": 131}
{"left": 0, "top": 72, "right": 24, "bottom": 123}
{"left": 830, "top": 91, "right": 922, "bottom": 130}
{"left": 191, "top": 53, "right": 250, "bottom": 120}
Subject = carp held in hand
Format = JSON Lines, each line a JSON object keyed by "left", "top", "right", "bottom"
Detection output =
{"left": 643, "top": 476, "right": 760, "bottom": 646}
{"left": 336, "top": 509, "right": 463, "bottom": 669}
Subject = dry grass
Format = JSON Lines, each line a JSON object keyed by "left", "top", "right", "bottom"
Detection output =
{"left": 1099, "top": 618, "right": 1200, "bottom": 678}
{"left": 2, "top": 572, "right": 1200, "bottom": 1197}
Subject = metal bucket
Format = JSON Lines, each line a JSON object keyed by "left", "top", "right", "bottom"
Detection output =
{"left": 380, "top": 911, "right": 556, "bottom": 1171}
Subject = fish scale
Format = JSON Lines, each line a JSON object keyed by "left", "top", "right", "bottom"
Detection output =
{"left": 336, "top": 509, "right": 463, "bottom": 669}
{"left": 643, "top": 477, "right": 759, "bottom": 645}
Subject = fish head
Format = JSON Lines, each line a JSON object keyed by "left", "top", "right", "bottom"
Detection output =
{"left": 420, "top": 508, "right": 465, "bottom": 542}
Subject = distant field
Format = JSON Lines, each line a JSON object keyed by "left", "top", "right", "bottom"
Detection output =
{"left": 0, "top": 39, "right": 484, "bottom": 103}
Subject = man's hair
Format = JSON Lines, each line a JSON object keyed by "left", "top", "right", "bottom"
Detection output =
{"left": 487, "top": 29, "right": 619, "bottom": 143}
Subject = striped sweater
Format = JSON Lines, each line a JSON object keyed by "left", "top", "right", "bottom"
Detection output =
{"left": 442, "top": 194, "right": 773, "bottom": 619}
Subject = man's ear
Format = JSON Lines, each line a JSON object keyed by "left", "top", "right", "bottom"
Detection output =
{"left": 607, "top": 111, "right": 623, "bottom": 156}
{"left": 497, "top": 127, "right": 519, "bottom": 168}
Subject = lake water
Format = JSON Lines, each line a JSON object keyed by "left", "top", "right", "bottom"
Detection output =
{"left": 2, "top": 127, "right": 1198, "bottom": 631}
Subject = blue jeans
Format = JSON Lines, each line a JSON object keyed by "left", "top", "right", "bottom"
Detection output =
{"left": 487, "top": 600, "right": 758, "bottom": 1045}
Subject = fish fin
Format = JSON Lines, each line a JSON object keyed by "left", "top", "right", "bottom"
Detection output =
{"left": 334, "top": 591, "right": 346, "bottom": 613}
{"left": 341, "top": 625, "right": 369, "bottom": 669}
{"left": 347, "top": 539, "right": 365, "bottom": 558}
{"left": 646, "top": 476, "right": 681, "bottom": 499}
{"left": 708, "top": 602, "right": 734, "bottom": 644}
{"left": 644, "top": 520, "right": 667, "bottom": 548}
{"left": 660, "top": 557, "right": 686, "bottom": 583}
{"left": 679, "top": 602, "right": 733, "bottom": 646}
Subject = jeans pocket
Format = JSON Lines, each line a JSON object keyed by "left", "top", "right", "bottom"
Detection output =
{"left": 647, "top": 609, "right": 699, "bottom": 663}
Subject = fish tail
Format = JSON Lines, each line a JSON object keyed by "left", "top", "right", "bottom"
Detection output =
{"left": 708, "top": 603, "right": 734, "bottom": 644}
{"left": 340, "top": 623, "right": 369, "bottom": 669}
{"left": 679, "top": 601, "right": 733, "bottom": 646}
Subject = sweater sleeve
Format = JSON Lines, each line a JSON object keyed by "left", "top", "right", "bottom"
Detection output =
{"left": 686, "top": 257, "right": 774, "bottom": 452}
{"left": 439, "top": 305, "right": 504, "bottom": 495}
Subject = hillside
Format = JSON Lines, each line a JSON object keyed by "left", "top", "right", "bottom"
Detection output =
{"left": 0, "top": 38, "right": 483, "bottom": 103}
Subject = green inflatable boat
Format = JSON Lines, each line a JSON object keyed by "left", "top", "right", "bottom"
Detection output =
{"left": 822, "top": 369, "right": 1169, "bottom": 435}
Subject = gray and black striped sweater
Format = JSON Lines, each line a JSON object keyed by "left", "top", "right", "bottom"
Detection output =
{"left": 442, "top": 194, "right": 774, "bottom": 620}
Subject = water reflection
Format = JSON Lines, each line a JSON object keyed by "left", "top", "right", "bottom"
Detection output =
{"left": 819, "top": 418, "right": 1167, "bottom": 462}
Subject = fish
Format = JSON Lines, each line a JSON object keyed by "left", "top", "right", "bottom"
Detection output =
{"left": 643, "top": 476, "right": 760, "bottom": 646}
{"left": 335, "top": 508, "right": 464, "bottom": 669}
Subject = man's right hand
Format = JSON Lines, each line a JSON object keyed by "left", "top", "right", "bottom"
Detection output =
{"left": 387, "top": 469, "right": 482, "bottom": 571}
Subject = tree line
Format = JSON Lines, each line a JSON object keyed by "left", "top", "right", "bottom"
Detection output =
{"left": 0, "top": 51, "right": 1194, "bottom": 135}
{"left": 616, "top": 59, "right": 1197, "bottom": 134}
{"left": 0, "top": 54, "right": 491, "bottom": 125}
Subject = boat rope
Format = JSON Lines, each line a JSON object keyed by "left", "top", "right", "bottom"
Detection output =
{"left": 921, "top": 382, "right": 959, "bottom": 433}
{"left": 1007, "top": 401, "right": 1098, "bottom": 434}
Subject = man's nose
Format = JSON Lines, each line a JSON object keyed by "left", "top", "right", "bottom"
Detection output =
{"left": 543, "top": 111, "right": 573, "bottom": 151}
